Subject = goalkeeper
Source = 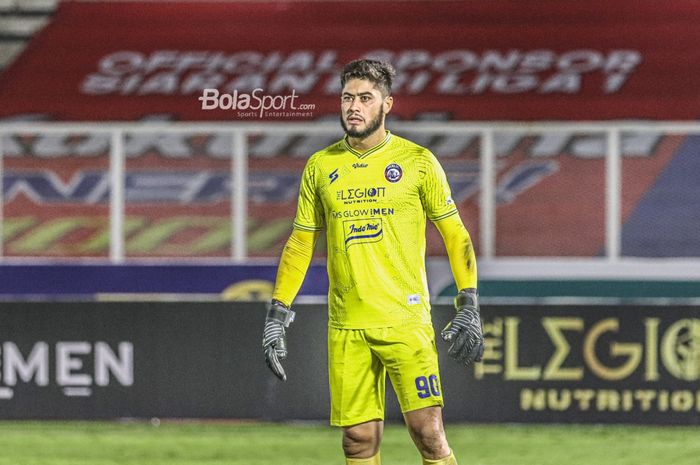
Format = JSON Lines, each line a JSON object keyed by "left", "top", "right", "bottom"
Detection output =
{"left": 262, "top": 59, "right": 483, "bottom": 465}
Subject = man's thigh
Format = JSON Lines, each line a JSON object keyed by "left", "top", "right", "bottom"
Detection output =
{"left": 366, "top": 324, "right": 444, "bottom": 414}
{"left": 328, "top": 327, "right": 386, "bottom": 427}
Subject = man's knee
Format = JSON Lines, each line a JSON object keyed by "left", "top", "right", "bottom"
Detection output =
{"left": 409, "top": 422, "right": 449, "bottom": 457}
{"left": 342, "top": 421, "right": 382, "bottom": 458}
{"left": 404, "top": 407, "right": 450, "bottom": 459}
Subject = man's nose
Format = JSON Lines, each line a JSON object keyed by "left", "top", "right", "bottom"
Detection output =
{"left": 348, "top": 97, "right": 361, "bottom": 112}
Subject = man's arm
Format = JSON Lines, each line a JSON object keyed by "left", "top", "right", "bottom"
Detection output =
{"left": 434, "top": 214, "right": 484, "bottom": 366}
{"left": 272, "top": 228, "right": 320, "bottom": 306}
{"left": 263, "top": 228, "right": 319, "bottom": 381}
{"left": 433, "top": 213, "right": 477, "bottom": 291}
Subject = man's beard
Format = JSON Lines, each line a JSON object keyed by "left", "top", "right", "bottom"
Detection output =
{"left": 341, "top": 107, "right": 384, "bottom": 139}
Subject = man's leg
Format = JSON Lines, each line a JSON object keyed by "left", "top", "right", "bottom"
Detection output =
{"left": 404, "top": 406, "right": 457, "bottom": 464}
{"left": 366, "top": 324, "right": 456, "bottom": 463}
{"left": 329, "top": 327, "right": 386, "bottom": 463}
{"left": 342, "top": 419, "right": 383, "bottom": 464}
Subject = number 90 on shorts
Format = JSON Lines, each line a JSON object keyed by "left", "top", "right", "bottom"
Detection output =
{"left": 415, "top": 374, "right": 441, "bottom": 399}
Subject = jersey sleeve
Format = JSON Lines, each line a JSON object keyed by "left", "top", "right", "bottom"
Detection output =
{"left": 419, "top": 151, "right": 458, "bottom": 222}
{"left": 293, "top": 156, "right": 325, "bottom": 231}
{"left": 434, "top": 213, "right": 478, "bottom": 290}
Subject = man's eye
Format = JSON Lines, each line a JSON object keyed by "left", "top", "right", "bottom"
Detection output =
{"left": 360, "top": 96, "right": 371, "bottom": 102}
{"left": 342, "top": 96, "right": 353, "bottom": 102}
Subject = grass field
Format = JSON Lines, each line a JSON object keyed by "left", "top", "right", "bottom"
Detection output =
{"left": 0, "top": 421, "right": 698, "bottom": 465}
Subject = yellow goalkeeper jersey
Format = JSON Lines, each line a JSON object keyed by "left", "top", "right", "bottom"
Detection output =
{"left": 293, "top": 131, "right": 458, "bottom": 329}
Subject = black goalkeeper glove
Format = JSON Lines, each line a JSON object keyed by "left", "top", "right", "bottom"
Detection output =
{"left": 262, "top": 299, "right": 295, "bottom": 381}
{"left": 441, "top": 288, "right": 484, "bottom": 366}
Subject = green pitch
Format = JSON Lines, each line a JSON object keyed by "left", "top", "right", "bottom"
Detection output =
{"left": 0, "top": 421, "right": 698, "bottom": 465}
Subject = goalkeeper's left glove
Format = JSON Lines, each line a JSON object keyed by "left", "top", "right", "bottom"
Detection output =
{"left": 441, "top": 288, "right": 484, "bottom": 366}
{"left": 262, "top": 299, "right": 295, "bottom": 381}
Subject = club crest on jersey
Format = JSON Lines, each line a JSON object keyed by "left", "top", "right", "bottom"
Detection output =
{"left": 384, "top": 163, "right": 402, "bottom": 183}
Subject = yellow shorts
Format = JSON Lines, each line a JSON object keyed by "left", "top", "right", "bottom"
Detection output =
{"left": 328, "top": 323, "right": 444, "bottom": 427}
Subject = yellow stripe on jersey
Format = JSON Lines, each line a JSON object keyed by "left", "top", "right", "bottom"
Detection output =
{"left": 292, "top": 221, "right": 324, "bottom": 232}
{"left": 430, "top": 210, "right": 459, "bottom": 222}
{"left": 292, "top": 132, "right": 461, "bottom": 329}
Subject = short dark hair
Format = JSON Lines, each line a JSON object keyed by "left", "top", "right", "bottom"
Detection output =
{"left": 340, "top": 59, "right": 396, "bottom": 97}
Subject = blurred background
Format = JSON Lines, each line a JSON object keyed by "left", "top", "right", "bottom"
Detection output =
{"left": 0, "top": 0, "right": 699, "bottom": 429}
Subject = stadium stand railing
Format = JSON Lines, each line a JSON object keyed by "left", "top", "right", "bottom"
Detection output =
{"left": 2, "top": 120, "right": 700, "bottom": 284}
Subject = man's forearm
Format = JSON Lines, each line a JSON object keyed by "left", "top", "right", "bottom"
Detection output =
{"left": 272, "top": 228, "right": 319, "bottom": 306}
{"left": 434, "top": 214, "right": 477, "bottom": 290}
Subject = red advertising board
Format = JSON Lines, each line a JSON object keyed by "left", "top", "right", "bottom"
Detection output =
{"left": 1, "top": 1, "right": 698, "bottom": 259}
{"left": 2, "top": 1, "right": 700, "bottom": 121}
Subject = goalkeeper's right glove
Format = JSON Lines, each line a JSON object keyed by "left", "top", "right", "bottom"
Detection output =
{"left": 440, "top": 288, "right": 484, "bottom": 366}
{"left": 262, "top": 299, "right": 295, "bottom": 381}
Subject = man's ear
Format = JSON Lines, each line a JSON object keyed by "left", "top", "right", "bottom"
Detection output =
{"left": 384, "top": 95, "right": 393, "bottom": 114}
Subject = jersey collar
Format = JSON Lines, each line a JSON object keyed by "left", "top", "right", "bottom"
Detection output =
{"left": 343, "top": 131, "right": 392, "bottom": 159}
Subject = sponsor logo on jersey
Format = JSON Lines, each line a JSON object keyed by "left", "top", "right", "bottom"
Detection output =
{"left": 331, "top": 207, "right": 394, "bottom": 219}
{"left": 343, "top": 218, "right": 383, "bottom": 249}
{"left": 385, "top": 163, "right": 403, "bottom": 183}
{"left": 329, "top": 168, "right": 339, "bottom": 184}
{"left": 352, "top": 163, "right": 368, "bottom": 169}
{"left": 336, "top": 186, "right": 386, "bottom": 203}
